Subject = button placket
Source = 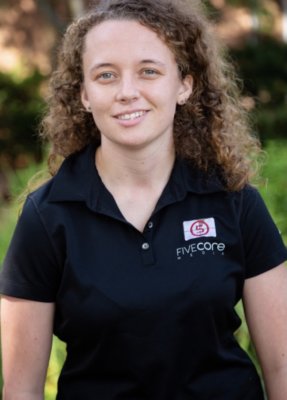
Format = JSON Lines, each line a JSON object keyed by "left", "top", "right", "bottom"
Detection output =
{"left": 142, "top": 242, "right": 150, "bottom": 250}
{"left": 147, "top": 221, "right": 154, "bottom": 229}
{"left": 140, "top": 221, "right": 155, "bottom": 265}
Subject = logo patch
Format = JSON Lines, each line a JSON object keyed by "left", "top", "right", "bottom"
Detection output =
{"left": 183, "top": 218, "right": 216, "bottom": 241}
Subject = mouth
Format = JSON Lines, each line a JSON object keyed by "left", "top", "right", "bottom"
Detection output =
{"left": 115, "top": 110, "right": 148, "bottom": 121}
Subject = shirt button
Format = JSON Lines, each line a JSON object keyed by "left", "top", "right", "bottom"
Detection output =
{"left": 148, "top": 221, "right": 153, "bottom": 229}
{"left": 142, "top": 242, "right": 150, "bottom": 250}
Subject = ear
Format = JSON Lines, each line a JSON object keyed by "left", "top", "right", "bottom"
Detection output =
{"left": 81, "top": 84, "right": 92, "bottom": 112}
{"left": 177, "top": 74, "right": 193, "bottom": 106}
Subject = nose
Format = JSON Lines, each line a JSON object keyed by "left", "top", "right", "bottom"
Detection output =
{"left": 115, "top": 74, "right": 139, "bottom": 103}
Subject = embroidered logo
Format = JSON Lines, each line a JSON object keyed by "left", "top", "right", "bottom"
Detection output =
{"left": 183, "top": 218, "right": 216, "bottom": 241}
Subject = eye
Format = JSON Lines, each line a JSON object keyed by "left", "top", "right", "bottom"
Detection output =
{"left": 141, "top": 69, "right": 160, "bottom": 78}
{"left": 96, "top": 72, "right": 116, "bottom": 82}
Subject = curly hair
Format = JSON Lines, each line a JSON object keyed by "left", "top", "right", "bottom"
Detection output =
{"left": 40, "top": 0, "right": 261, "bottom": 190}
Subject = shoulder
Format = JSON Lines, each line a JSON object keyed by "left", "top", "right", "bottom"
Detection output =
{"left": 27, "top": 179, "right": 54, "bottom": 210}
{"left": 27, "top": 143, "right": 97, "bottom": 211}
{"left": 236, "top": 184, "right": 269, "bottom": 220}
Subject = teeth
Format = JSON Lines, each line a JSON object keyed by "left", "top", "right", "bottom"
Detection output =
{"left": 118, "top": 111, "right": 145, "bottom": 120}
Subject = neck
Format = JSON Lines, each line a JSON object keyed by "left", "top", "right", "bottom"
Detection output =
{"left": 95, "top": 141, "right": 175, "bottom": 189}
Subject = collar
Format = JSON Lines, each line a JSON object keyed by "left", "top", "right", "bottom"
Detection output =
{"left": 47, "top": 144, "right": 225, "bottom": 211}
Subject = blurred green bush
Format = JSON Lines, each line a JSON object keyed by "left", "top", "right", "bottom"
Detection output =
{"left": 260, "top": 139, "right": 287, "bottom": 242}
{"left": 0, "top": 70, "right": 45, "bottom": 169}
{"left": 230, "top": 36, "right": 287, "bottom": 141}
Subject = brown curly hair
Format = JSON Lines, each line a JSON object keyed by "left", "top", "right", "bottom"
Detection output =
{"left": 40, "top": 0, "right": 261, "bottom": 190}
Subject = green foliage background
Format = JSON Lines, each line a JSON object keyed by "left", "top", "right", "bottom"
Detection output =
{"left": 0, "top": 71, "right": 44, "bottom": 168}
{"left": 230, "top": 37, "right": 287, "bottom": 142}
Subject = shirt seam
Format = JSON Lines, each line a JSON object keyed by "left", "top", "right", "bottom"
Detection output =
{"left": 28, "top": 195, "right": 62, "bottom": 271}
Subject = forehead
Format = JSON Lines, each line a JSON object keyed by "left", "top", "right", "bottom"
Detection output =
{"left": 83, "top": 19, "right": 176, "bottom": 62}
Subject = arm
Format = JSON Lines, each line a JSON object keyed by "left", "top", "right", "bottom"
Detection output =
{"left": 243, "top": 263, "right": 287, "bottom": 400}
{"left": 1, "top": 296, "right": 55, "bottom": 400}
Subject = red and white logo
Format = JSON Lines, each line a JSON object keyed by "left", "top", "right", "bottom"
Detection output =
{"left": 183, "top": 218, "right": 216, "bottom": 241}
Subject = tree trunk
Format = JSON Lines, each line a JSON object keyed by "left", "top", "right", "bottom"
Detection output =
{"left": 68, "top": 0, "right": 85, "bottom": 18}
{"left": 35, "top": 0, "right": 66, "bottom": 33}
{"left": 282, "top": 0, "right": 287, "bottom": 43}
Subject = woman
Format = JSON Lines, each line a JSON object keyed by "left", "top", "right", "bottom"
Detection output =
{"left": 1, "top": 0, "right": 287, "bottom": 399}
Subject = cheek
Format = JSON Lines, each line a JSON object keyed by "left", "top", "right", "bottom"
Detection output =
{"left": 91, "top": 110, "right": 110, "bottom": 130}
{"left": 89, "top": 96, "right": 111, "bottom": 114}
{"left": 161, "top": 90, "right": 179, "bottom": 113}
{"left": 162, "top": 80, "right": 182, "bottom": 102}
{"left": 148, "top": 86, "right": 178, "bottom": 109}
{"left": 85, "top": 84, "right": 113, "bottom": 108}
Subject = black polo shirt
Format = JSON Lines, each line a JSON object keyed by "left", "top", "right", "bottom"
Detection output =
{"left": 1, "top": 144, "right": 287, "bottom": 400}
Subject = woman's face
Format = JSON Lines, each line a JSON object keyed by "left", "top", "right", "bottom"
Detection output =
{"left": 81, "top": 19, "right": 193, "bottom": 152}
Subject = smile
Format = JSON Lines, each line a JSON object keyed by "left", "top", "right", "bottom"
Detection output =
{"left": 116, "top": 111, "right": 147, "bottom": 121}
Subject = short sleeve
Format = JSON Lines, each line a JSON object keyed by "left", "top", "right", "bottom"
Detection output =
{"left": 0, "top": 196, "right": 61, "bottom": 301}
{"left": 240, "top": 186, "right": 287, "bottom": 278}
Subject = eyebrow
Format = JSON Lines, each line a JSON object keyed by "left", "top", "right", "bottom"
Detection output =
{"left": 89, "top": 59, "right": 166, "bottom": 74}
{"left": 89, "top": 63, "right": 115, "bottom": 74}
{"left": 140, "top": 59, "right": 166, "bottom": 67}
